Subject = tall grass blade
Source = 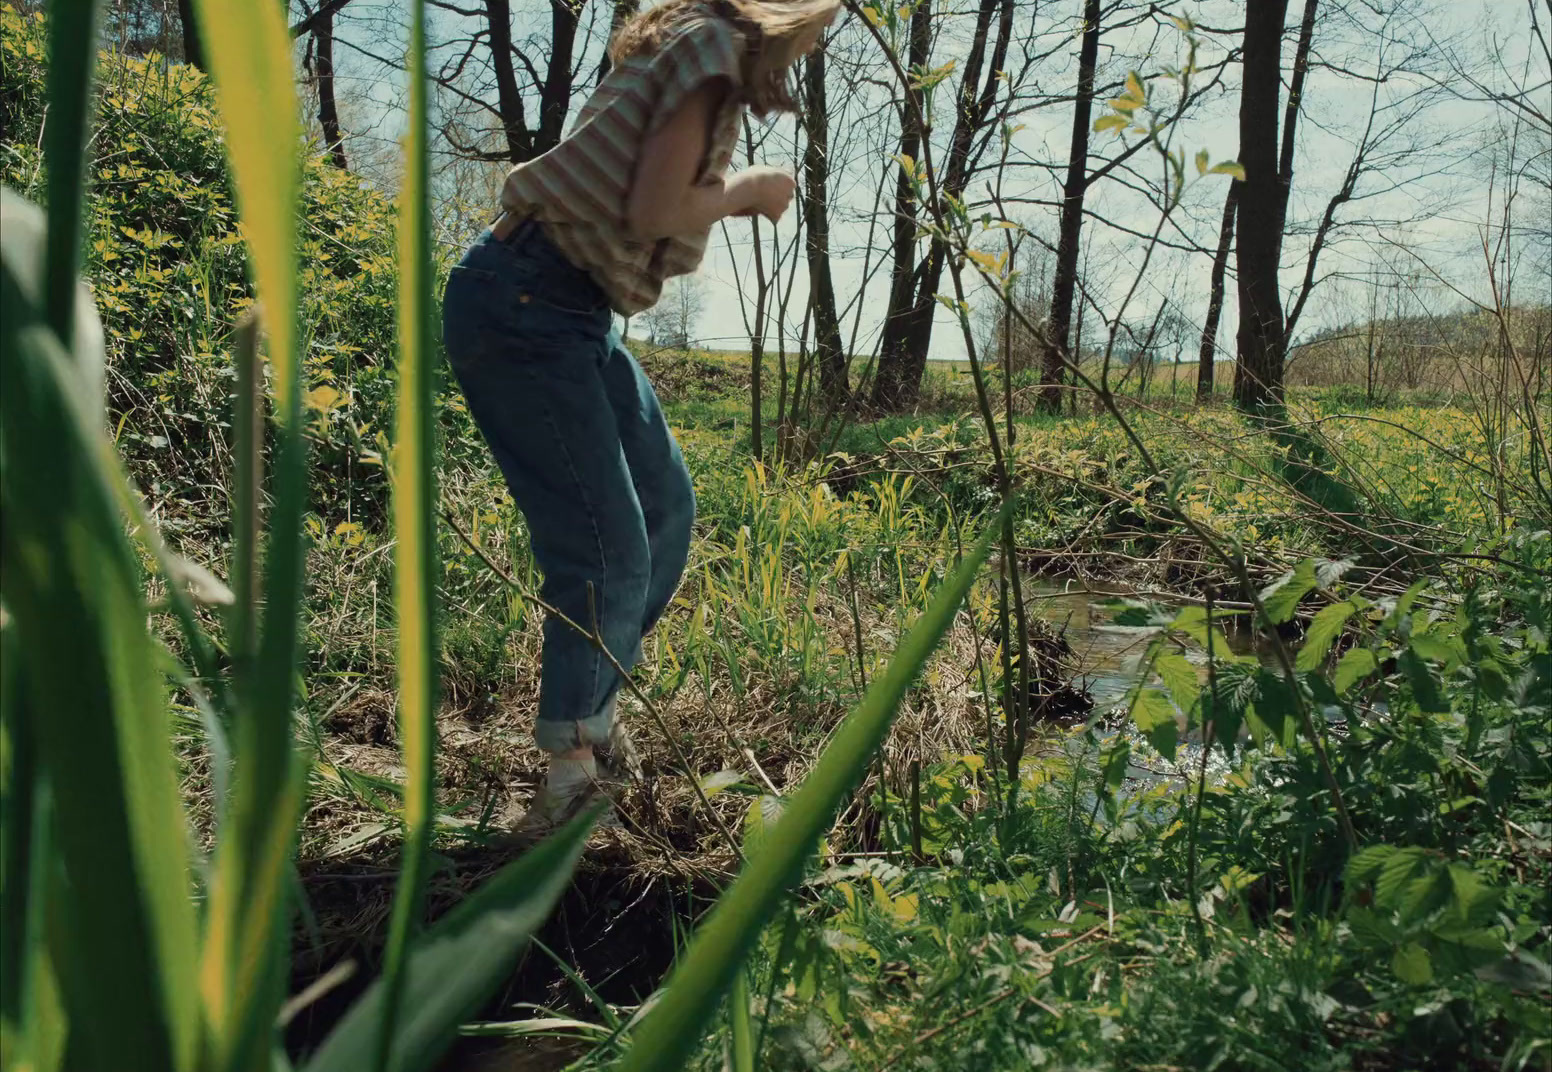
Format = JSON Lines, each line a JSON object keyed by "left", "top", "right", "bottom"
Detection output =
{"left": 40, "top": 0, "right": 102, "bottom": 346}
{"left": 729, "top": 967, "right": 755, "bottom": 1072}
{"left": 188, "top": 1, "right": 311, "bottom": 1065}
{"left": 376, "top": 1, "right": 441, "bottom": 1067}
{"left": 618, "top": 504, "right": 1009, "bottom": 1072}
{"left": 304, "top": 809, "right": 601, "bottom": 1072}
{"left": 1, "top": 194, "right": 200, "bottom": 1071}
{"left": 230, "top": 312, "right": 262, "bottom": 676}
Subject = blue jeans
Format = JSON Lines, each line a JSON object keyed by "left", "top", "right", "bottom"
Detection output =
{"left": 441, "top": 224, "right": 695, "bottom": 751}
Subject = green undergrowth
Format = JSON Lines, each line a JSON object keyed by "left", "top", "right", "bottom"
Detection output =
{"left": 657, "top": 546, "right": 1552, "bottom": 1072}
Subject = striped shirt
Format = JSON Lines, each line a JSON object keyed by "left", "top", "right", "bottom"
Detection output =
{"left": 500, "top": 10, "right": 747, "bottom": 315}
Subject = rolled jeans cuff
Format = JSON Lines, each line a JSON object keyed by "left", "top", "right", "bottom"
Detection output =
{"left": 534, "top": 704, "right": 614, "bottom": 752}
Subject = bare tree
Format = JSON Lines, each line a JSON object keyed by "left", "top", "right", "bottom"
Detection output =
{"left": 175, "top": 0, "right": 202, "bottom": 70}
{"left": 643, "top": 277, "right": 705, "bottom": 348}
{"left": 870, "top": 0, "right": 1019, "bottom": 412}
{"left": 1036, "top": 0, "right": 1102, "bottom": 414}
{"left": 1195, "top": 184, "right": 1236, "bottom": 401}
{"left": 302, "top": 4, "right": 348, "bottom": 169}
{"left": 1232, "top": 0, "right": 1291, "bottom": 413}
{"left": 870, "top": 0, "right": 933, "bottom": 412}
{"left": 979, "top": 238, "right": 1052, "bottom": 374}
{"left": 801, "top": 49, "right": 848, "bottom": 403}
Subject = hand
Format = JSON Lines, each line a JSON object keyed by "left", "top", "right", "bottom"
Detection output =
{"left": 734, "top": 167, "right": 796, "bottom": 223}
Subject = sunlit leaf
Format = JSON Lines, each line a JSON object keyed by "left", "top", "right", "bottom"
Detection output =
{"left": 1209, "top": 161, "right": 1246, "bottom": 180}
{"left": 1130, "top": 688, "right": 1178, "bottom": 762}
{"left": 1260, "top": 559, "right": 1317, "bottom": 625}
{"left": 700, "top": 769, "right": 748, "bottom": 798}
{"left": 1155, "top": 652, "right": 1200, "bottom": 719}
{"left": 1295, "top": 601, "right": 1357, "bottom": 671}
{"left": 1332, "top": 648, "right": 1376, "bottom": 695}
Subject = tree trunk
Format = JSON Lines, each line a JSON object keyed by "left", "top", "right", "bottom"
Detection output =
{"left": 869, "top": 0, "right": 932, "bottom": 412}
{"left": 314, "top": 10, "right": 348, "bottom": 170}
{"left": 176, "top": 0, "right": 204, "bottom": 71}
{"left": 1277, "top": 0, "right": 1319, "bottom": 234}
{"left": 801, "top": 52, "right": 848, "bottom": 402}
{"left": 1039, "top": 0, "right": 1102, "bottom": 414}
{"left": 1232, "top": 0, "right": 1291, "bottom": 414}
{"left": 538, "top": 0, "right": 583, "bottom": 154}
{"left": 1197, "top": 183, "right": 1237, "bottom": 402}
{"left": 872, "top": 0, "right": 1014, "bottom": 411}
{"left": 596, "top": 0, "right": 640, "bottom": 83}
{"left": 486, "top": 0, "right": 532, "bottom": 162}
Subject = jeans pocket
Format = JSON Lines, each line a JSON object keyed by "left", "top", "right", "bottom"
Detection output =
{"left": 441, "top": 265, "right": 505, "bottom": 372}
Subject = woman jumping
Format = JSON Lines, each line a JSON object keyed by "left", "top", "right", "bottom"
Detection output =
{"left": 441, "top": 0, "right": 840, "bottom": 833}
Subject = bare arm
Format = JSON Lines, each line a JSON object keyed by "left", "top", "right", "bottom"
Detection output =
{"left": 625, "top": 82, "right": 793, "bottom": 241}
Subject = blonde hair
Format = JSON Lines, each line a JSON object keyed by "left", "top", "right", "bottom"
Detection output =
{"left": 611, "top": 0, "right": 841, "bottom": 116}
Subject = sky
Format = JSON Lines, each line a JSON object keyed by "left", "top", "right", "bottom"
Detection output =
{"left": 317, "top": 0, "right": 1551, "bottom": 366}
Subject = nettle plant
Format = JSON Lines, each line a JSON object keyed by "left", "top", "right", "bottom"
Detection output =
{"left": 1106, "top": 548, "right": 1551, "bottom": 987}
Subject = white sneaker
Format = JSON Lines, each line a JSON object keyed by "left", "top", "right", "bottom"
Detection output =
{"left": 595, "top": 718, "right": 642, "bottom": 785}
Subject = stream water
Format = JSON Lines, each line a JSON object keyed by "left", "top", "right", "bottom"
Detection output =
{"left": 1020, "top": 578, "right": 1275, "bottom": 789}
{"left": 1022, "top": 579, "right": 1270, "bottom": 710}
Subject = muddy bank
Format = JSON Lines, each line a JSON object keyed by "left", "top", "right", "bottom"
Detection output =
{"left": 284, "top": 840, "right": 727, "bottom": 1069}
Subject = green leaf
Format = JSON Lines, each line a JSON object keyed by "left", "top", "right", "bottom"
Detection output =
{"left": 1399, "top": 649, "right": 1448, "bottom": 713}
{"left": 304, "top": 809, "right": 598, "bottom": 1072}
{"left": 1, "top": 208, "right": 200, "bottom": 1072}
{"left": 1296, "top": 601, "right": 1357, "bottom": 671}
{"left": 1392, "top": 942, "right": 1433, "bottom": 985}
{"left": 1247, "top": 669, "right": 1298, "bottom": 749}
{"left": 1130, "top": 689, "right": 1179, "bottom": 762}
{"left": 376, "top": 3, "right": 442, "bottom": 1067}
{"left": 1194, "top": 148, "right": 1209, "bottom": 175}
{"left": 742, "top": 794, "right": 786, "bottom": 857}
{"left": 1093, "top": 114, "right": 1129, "bottom": 134}
{"left": 729, "top": 968, "right": 755, "bottom": 1072}
{"left": 700, "top": 770, "right": 748, "bottom": 798}
{"left": 1109, "top": 599, "right": 1167, "bottom": 627}
{"left": 1155, "top": 653, "right": 1200, "bottom": 721}
{"left": 190, "top": 1, "right": 313, "bottom": 1064}
{"left": 191, "top": 0, "right": 299, "bottom": 411}
{"left": 1100, "top": 738, "right": 1131, "bottom": 793}
{"left": 1315, "top": 558, "right": 1356, "bottom": 588}
{"left": 616, "top": 508, "right": 1007, "bottom": 1072}
{"left": 1260, "top": 559, "right": 1317, "bottom": 625}
{"left": 1445, "top": 864, "right": 1501, "bottom": 927}
{"left": 1399, "top": 869, "right": 1451, "bottom": 921}
{"left": 1332, "top": 649, "right": 1376, "bottom": 695}
{"left": 1409, "top": 630, "right": 1463, "bottom": 668}
{"left": 1170, "top": 605, "right": 1244, "bottom": 663}
{"left": 1375, "top": 847, "right": 1427, "bottom": 909}
{"left": 42, "top": 0, "right": 105, "bottom": 350}
{"left": 1385, "top": 579, "right": 1428, "bottom": 632}
{"left": 1209, "top": 161, "right": 1246, "bottom": 180}
{"left": 1345, "top": 844, "right": 1396, "bottom": 886}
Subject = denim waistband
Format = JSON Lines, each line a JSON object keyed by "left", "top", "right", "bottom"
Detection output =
{"left": 462, "top": 220, "right": 610, "bottom": 313}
